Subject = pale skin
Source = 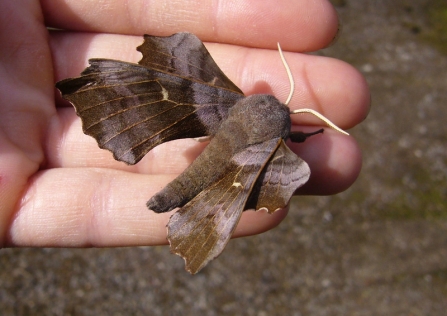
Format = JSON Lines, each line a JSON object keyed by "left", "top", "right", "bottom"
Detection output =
{"left": 0, "top": 0, "right": 369, "bottom": 248}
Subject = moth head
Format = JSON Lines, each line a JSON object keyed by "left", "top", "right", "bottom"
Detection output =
{"left": 277, "top": 43, "right": 349, "bottom": 136}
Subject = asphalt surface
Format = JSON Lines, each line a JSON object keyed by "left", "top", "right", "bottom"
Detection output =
{"left": 1, "top": 0, "right": 447, "bottom": 315}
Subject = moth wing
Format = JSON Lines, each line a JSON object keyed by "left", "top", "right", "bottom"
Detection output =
{"left": 56, "top": 58, "right": 243, "bottom": 165}
{"left": 246, "top": 140, "right": 310, "bottom": 213}
{"left": 167, "top": 138, "right": 281, "bottom": 274}
{"left": 137, "top": 32, "right": 243, "bottom": 93}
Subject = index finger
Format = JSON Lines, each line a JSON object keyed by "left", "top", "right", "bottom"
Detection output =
{"left": 41, "top": 0, "right": 339, "bottom": 51}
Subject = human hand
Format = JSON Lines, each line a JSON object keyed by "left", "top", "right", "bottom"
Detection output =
{"left": 0, "top": 0, "right": 368, "bottom": 248}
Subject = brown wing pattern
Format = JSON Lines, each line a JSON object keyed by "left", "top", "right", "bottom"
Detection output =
{"left": 167, "top": 138, "right": 281, "bottom": 274}
{"left": 246, "top": 140, "right": 310, "bottom": 213}
{"left": 56, "top": 59, "right": 243, "bottom": 164}
{"left": 137, "top": 32, "right": 243, "bottom": 93}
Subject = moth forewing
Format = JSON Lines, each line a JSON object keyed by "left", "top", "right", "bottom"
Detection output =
{"left": 167, "top": 138, "right": 282, "bottom": 274}
{"left": 55, "top": 33, "right": 244, "bottom": 165}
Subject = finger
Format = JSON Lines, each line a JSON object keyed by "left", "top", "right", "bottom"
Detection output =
{"left": 6, "top": 168, "right": 286, "bottom": 247}
{"left": 218, "top": 48, "right": 370, "bottom": 130}
{"left": 51, "top": 33, "right": 369, "bottom": 129}
{"left": 45, "top": 108, "right": 360, "bottom": 196}
{"left": 47, "top": 109, "right": 359, "bottom": 182}
{"left": 41, "top": 0, "right": 339, "bottom": 51}
{"left": 289, "top": 128, "right": 362, "bottom": 195}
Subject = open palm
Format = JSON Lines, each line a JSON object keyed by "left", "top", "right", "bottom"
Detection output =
{"left": 0, "top": 0, "right": 368, "bottom": 248}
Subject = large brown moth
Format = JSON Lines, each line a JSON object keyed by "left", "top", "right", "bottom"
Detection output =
{"left": 56, "top": 32, "right": 347, "bottom": 274}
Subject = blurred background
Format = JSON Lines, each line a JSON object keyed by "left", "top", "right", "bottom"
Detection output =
{"left": 1, "top": 0, "right": 447, "bottom": 314}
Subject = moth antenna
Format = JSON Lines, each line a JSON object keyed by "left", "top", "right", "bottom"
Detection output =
{"left": 290, "top": 108, "right": 350, "bottom": 135}
{"left": 277, "top": 42, "right": 294, "bottom": 106}
{"left": 277, "top": 43, "right": 348, "bottom": 136}
{"left": 193, "top": 136, "right": 212, "bottom": 143}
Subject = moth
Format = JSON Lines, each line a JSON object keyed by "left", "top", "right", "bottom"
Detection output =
{"left": 56, "top": 32, "right": 347, "bottom": 274}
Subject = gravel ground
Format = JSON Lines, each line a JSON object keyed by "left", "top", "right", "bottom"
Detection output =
{"left": 2, "top": 0, "right": 447, "bottom": 315}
